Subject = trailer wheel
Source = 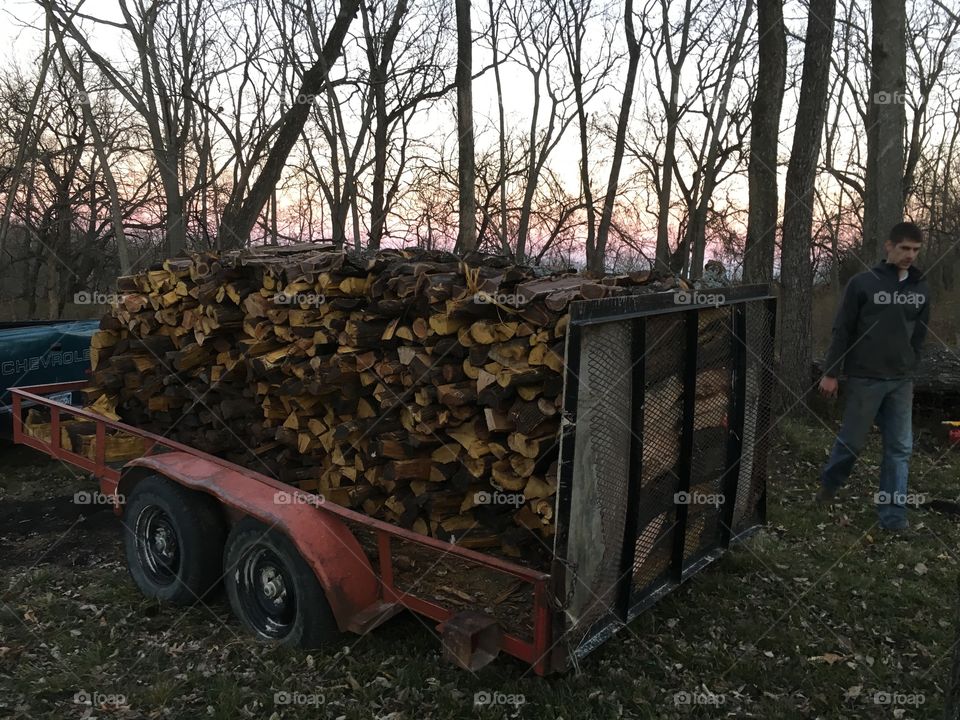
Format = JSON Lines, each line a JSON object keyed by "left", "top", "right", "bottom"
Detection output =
{"left": 123, "top": 475, "right": 226, "bottom": 605}
{"left": 224, "top": 517, "right": 338, "bottom": 648}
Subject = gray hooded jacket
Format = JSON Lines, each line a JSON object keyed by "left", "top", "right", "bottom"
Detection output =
{"left": 822, "top": 262, "right": 930, "bottom": 379}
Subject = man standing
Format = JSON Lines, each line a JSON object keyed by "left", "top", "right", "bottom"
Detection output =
{"left": 817, "top": 222, "right": 930, "bottom": 531}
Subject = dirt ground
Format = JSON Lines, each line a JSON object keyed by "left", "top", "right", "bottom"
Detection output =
{"left": 1, "top": 408, "right": 959, "bottom": 719}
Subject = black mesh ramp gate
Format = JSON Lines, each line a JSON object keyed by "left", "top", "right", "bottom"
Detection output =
{"left": 550, "top": 286, "right": 776, "bottom": 668}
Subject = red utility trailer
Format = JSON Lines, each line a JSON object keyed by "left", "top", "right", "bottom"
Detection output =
{"left": 10, "top": 288, "right": 775, "bottom": 674}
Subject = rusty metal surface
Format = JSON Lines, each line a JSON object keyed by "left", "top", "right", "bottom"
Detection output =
{"left": 9, "top": 382, "right": 556, "bottom": 675}
{"left": 439, "top": 611, "right": 503, "bottom": 671}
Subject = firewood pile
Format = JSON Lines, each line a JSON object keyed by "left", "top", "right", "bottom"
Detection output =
{"left": 85, "top": 244, "right": 687, "bottom": 557}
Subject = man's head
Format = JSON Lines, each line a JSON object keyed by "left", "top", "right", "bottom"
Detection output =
{"left": 884, "top": 222, "right": 923, "bottom": 270}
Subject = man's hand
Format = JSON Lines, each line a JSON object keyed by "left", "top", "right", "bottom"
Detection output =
{"left": 818, "top": 375, "right": 839, "bottom": 398}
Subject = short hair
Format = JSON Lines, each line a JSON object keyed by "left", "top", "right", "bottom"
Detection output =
{"left": 889, "top": 221, "right": 923, "bottom": 245}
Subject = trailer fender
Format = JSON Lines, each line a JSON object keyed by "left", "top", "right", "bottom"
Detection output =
{"left": 119, "top": 453, "right": 380, "bottom": 631}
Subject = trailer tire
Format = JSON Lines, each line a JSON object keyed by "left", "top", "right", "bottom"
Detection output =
{"left": 122, "top": 475, "right": 226, "bottom": 605}
{"left": 224, "top": 517, "right": 339, "bottom": 648}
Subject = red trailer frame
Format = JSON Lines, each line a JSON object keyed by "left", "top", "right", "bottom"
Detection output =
{"left": 8, "top": 288, "right": 774, "bottom": 675}
{"left": 11, "top": 381, "right": 556, "bottom": 675}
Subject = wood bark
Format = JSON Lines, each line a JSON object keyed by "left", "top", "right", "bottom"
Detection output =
{"left": 779, "top": 0, "right": 836, "bottom": 405}
{"left": 743, "top": 0, "right": 787, "bottom": 283}
{"left": 454, "top": 0, "right": 478, "bottom": 253}
{"left": 862, "top": 0, "right": 907, "bottom": 262}
{"left": 593, "top": 0, "right": 641, "bottom": 274}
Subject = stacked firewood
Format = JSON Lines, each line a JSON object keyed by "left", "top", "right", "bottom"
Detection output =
{"left": 86, "top": 245, "right": 685, "bottom": 556}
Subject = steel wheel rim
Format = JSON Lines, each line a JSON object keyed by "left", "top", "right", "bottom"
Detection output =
{"left": 235, "top": 545, "right": 296, "bottom": 638}
{"left": 135, "top": 505, "right": 181, "bottom": 586}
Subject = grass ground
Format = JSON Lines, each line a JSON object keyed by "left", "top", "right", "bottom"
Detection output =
{"left": 0, "top": 409, "right": 958, "bottom": 719}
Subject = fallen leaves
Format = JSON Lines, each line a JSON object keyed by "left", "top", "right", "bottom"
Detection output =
{"left": 808, "top": 652, "right": 849, "bottom": 665}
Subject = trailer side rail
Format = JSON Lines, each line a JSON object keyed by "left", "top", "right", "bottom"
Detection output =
{"left": 10, "top": 383, "right": 555, "bottom": 674}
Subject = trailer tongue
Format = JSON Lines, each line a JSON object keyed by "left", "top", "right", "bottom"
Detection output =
{"left": 11, "top": 287, "right": 775, "bottom": 675}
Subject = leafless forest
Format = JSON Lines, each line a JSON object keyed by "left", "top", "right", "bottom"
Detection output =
{"left": 0, "top": 0, "right": 958, "bottom": 394}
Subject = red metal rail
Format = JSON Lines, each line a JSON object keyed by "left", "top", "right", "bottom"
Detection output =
{"left": 10, "top": 382, "right": 556, "bottom": 674}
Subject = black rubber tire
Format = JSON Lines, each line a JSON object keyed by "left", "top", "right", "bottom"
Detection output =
{"left": 122, "top": 475, "right": 227, "bottom": 605}
{"left": 223, "top": 517, "right": 339, "bottom": 648}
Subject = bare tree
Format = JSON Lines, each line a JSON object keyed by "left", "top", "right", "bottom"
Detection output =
{"left": 557, "top": 0, "right": 617, "bottom": 271}
{"left": 0, "top": 28, "right": 52, "bottom": 262}
{"left": 592, "top": 0, "right": 641, "bottom": 273}
{"left": 218, "top": 0, "right": 362, "bottom": 246}
{"left": 680, "top": 0, "right": 753, "bottom": 278}
{"left": 362, "top": 0, "right": 408, "bottom": 249}
{"left": 903, "top": 1, "right": 959, "bottom": 205}
{"left": 487, "top": 0, "right": 510, "bottom": 254}
{"left": 644, "top": 0, "right": 706, "bottom": 271}
{"left": 743, "top": 0, "right": 786, "bottom": 283}
{"left": 47, "top": 0, "right": 212, "bottom": 256}
{"left": 44, "top": 3, "right": 131, "bottom": 273}
{"left": 862, "top": 0, "right": 907, "bottom": 261}
{"left": 779, "top": 0, "right": 837, "bottom": 401}
{"left": 454, "top": 0, "right": 477, "bottom": 252}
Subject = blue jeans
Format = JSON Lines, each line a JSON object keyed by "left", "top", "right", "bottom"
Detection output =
{"left": 820, "top": 377, "right": 914, "bottom": 529}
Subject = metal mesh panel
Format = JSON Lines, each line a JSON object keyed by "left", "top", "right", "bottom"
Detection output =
{"left": 684, "top": 307, "right": 734, "bottom": 560}
{"left": 630, "top": 315, "right": 685, "bottom": 593}
{"left": 732, "top": 302, "right": 775, "bottom": 533}
{"left": 561, "top": 321, "right": 633, "bottom": 641}
{"left": 553, "top": 289, "right": 775, "bottom": 667}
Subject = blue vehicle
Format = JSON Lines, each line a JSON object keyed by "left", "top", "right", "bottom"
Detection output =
{"left": 0, "top": 320, "right": 98, "bottom": 437}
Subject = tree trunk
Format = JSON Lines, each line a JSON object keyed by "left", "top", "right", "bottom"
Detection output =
{"left": 744, "top": 0, "right": 787, "bottom": 284}
{"left": 163, "top": 166, "right": 187, "bottom": 256}
{"left": 217, "top": 0, "right": 361, "bottom": 248}
{"left": 454, "top": 0, "right": 477, "bottom": 253}
{"left": 0, "top": 34, "right": 52, "bottom": 261}
{"left": 514, "top": 73, "right": 542, "bottom": 263}
{"left": 26, "top": 243, "right": 41, "bottom": 319}
{"left": 573, "top": 52, "right": 596, "bottom": 270}
{"left": 488, "top": 0, "right": 509, "bottom": 255}
{"left": 655, "top": 76, "right": 681, "bottom": 272}
{"left": 862, "top": 0, "right": 906, "bottom": 262}
{"left": 779, "top": 0, "right": 836, "bottom": 406}
{"left": 688, "top": 0, "right": 753, "bottom": 279}
{"left": 364, "top": 0, "right": 408, "bottom": 251}
{"left": 593, "top": 0, "right": 640, "bottom": 274}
